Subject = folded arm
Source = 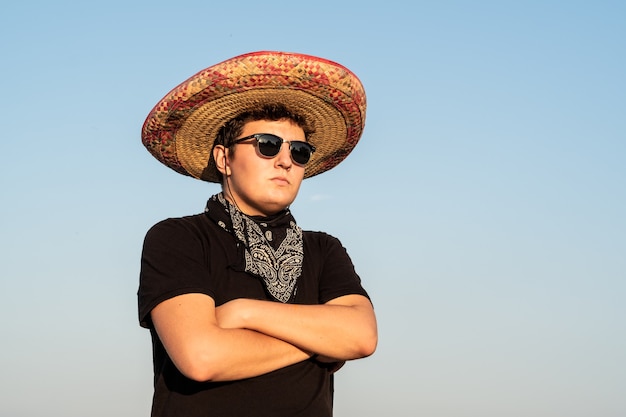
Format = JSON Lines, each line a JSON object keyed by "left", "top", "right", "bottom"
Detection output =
{"left": 216, "top": 294, "right": 378, "bottom": 361}
{"left": 151, "top": 293, "right": 311, "bottom": 382}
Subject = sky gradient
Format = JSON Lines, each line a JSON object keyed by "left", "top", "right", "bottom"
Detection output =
{"left": 1, "top": 1, "right": 625, "bottom": 416}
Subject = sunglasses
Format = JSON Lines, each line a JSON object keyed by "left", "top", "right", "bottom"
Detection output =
{"left": 232, "top": 133, "right": 316, "bottom": 165}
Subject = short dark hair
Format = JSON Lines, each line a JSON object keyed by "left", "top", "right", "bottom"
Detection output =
{"left": 215, "top": 103, "right": 313, "bottom": 148}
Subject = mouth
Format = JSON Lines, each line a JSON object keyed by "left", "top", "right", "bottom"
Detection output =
{"left": 271, "top": 176, "right": 290, "bottom": 185}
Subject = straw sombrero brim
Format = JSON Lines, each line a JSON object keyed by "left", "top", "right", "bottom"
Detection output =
{"left": 141, "top": 51, "right": 366, "bottom": 183}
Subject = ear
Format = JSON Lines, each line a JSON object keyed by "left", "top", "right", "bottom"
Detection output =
{"left": 213, "top": 145, "right": 231, "bottom": 176}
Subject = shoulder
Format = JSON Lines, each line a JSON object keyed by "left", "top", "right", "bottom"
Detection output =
{"left": 148, "top": 213, "right": 207, "bottom": 230}
{"left": 303, "top": 229, "right": 338, "bottom": 243}
{"left": 145, "top": 215, "right": 194, "bottom": 238}
{"left": 143, "top": 213, "right": 218, "bottom": 246}
{"left": 302, "top": 230, "right": 347, "bottom": 253}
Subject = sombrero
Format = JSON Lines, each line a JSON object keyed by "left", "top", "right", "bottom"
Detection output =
{"left": 141, "top": 51, "right": 366, "bottom": 183}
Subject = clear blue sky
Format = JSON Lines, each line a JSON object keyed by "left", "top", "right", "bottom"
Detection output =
{"left": 1, "top": 1, "right": 625, "bottom": 416}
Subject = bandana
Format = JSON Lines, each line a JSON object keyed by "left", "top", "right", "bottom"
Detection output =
{"left": 205, "top": 193, "right": 303, "bottom": 303}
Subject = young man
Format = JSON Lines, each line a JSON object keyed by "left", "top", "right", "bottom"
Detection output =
{"left": 138, "top": 51, "right": 377, "bottom": 417}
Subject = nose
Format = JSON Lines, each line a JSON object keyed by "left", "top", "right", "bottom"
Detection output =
{"left": 275, "top": 142, "right": 292, "bottom": 169}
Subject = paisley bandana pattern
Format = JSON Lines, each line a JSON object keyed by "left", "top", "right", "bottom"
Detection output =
{"left": 206, "top": 193, "right": 303, "bottom": 303}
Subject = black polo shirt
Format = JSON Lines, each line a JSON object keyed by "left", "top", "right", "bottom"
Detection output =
{"left": 138, "top": 212, "right": 369, "bottom": 417}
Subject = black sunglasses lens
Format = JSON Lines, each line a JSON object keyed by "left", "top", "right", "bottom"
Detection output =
{"left": 290, "top": 142, "right": 313, "bottom": 165}
{"left": 255, "top": 134, "right": 313, "bottom": 165}
{"left": 256, "top": 134, "right": 283, "bottom": 157}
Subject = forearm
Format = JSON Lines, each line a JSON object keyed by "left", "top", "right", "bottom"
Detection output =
{"left": 151, "top": 293, "right": 311, "bottom": 383}
{"left": 189, "top": 327, "right": 311, "bottom": 381}
{"left": 227, "top": 295, "right": 377, "bottom": 360}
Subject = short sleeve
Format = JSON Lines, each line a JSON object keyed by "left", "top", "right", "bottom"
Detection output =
{"left": 309, "top": 232, "right": 370, "bottom": 304}
{"left": 137, "top": 217, "right": 215, "bottom": 328}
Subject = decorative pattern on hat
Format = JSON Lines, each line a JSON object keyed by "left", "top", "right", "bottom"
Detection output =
{"left": 141, "top": 51, "right": 366, "bottom": 182}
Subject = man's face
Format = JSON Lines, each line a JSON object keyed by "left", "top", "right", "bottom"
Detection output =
{"left": 221, "top": 119, "right": 307, "bottom": 216}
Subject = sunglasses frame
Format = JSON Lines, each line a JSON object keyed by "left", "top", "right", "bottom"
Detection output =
{"left": 232, "top": 133, "right": 316, "bottom": 165}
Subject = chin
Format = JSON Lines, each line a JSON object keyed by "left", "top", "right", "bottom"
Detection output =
{"left": 262, "top": 198, "right": 294, "bottom": 214}
{"left": 268, "top": 191, "right": 296, "bottom": 205}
